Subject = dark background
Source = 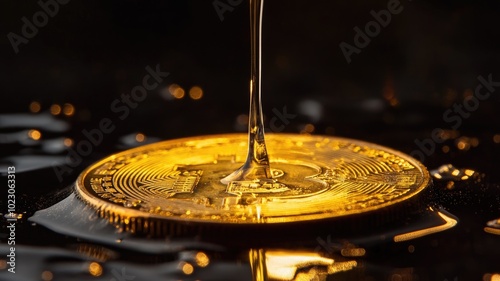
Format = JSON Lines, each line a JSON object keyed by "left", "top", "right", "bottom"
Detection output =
{"left": 1, "top": 1, "right": 499, "bottom": 280}
{"left": 1, "top": 0, "right": 499, "bottom": 145}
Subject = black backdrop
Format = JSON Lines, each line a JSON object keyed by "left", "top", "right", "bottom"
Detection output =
{"left": 1, "top": 1, "right": 500, "bottom": 280}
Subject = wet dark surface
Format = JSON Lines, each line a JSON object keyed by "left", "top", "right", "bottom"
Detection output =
{"left": 1, "top": 0, "right": 500, "bottom": 280}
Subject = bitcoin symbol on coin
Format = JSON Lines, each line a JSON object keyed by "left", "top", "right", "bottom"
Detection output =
{"left": 76, "top": 134, "right": 429, "bottom": 225}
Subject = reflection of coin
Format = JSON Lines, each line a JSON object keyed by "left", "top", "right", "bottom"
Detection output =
{"left": 75, "top": 134, "right": 430, "bottom": 233}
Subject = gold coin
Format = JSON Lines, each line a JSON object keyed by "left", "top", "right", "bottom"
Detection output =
{"left": 75, "top": 134, "right": 430, "bottom": 228}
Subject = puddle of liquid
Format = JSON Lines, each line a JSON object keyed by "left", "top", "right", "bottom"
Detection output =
{"left": 0, "top": 245, "right": 251, "bottom": 281}
{"left": 29, "top": 193, "right": 224, "bottom": 254}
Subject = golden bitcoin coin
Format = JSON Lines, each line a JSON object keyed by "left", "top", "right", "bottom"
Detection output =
{"left": 75, "top": 133, "right": 430, "bottom": 232}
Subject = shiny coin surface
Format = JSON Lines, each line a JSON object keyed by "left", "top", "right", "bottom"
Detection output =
{"left": 75, "top": 134, "right": 430, "bottom": 226}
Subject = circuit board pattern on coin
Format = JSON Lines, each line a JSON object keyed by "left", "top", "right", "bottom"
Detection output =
{"left": 75, "top": 134, "right": 430, "bottom": 224}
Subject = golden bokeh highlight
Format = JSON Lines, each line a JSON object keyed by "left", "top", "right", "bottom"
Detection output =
{"left": 389, "top": 98, "right": 399, "bottom": 106}
{"left": 483, "top": 273, "right": 500, "bottom": 281}
{"left": 327, "top": 260, "right": 358, "bottom": 274}
{"left": 456, "top": 140, "right": 467, "bottom": 150}
{"left": 41, "top": 271, "right": 53, "bottom": 281}
{"left": 180, "top": 262, "right": 194, "bottom": 275}
{"left": 408, "top": 245, "right": 415, "bottom": 253}
{"left": 446, "top": 181, "right": 455, "bottom": 190}
{"left": 340, "top": 248, "right": 366, "bottom": 257}
{"left": 494, "top": 134, "right": 500, "bottom": 144}
{"left": 50, "top": 104, "right": 61, "bottom": 115}
{"left": 461, "top": 169, "right": 475, "bottom": 181}
{"left": 135, "top": 133, "right": 146, "bottom": 143}
{"left": 456, "top": 136, "right": 479, "bottom": 151}
{"left": 14, "top": 213, "right": 23, "bottom": 219}
{"left": 30, "top": 101, "right": 41, "bottom": 113}
{"left": 383, "top": 75, "right": 399, "bottom": 106}
{"left": 470, "top": 137, "right": 479, "bottom": 147}
{"left": 303, "top": 124, "right": 315, "bottom": 133}
{"left": 439, "top": 129, "right": 460, "bottom": 140}
{"left": 29, "top": 129, "right": 42, "bottom": 141}
{"left": 237, "top": 114, "right": 249, "bottom": 125}
{"left": 444, "top": 88, "right": 458, "bottom": 106}
{"left": 262, "top": 250, "right": 335, "bottom": 280}
{"left": 463, "top": 88, "right": 473, "bottom": 98}
{"left": 189, "top": 86, "right": 204, "bottom": 100}
{"left": 169, "top": 84, "right": 185, "bottom": 99}
{"left": 63, "top": 103, "right": 75, "bottom": 116}
{"left": 484, "top": 227, "right": 500, "bottom": 236}
{"left": 195, "top": 252, "right": 210, "bottom": 267}
{"left": 88, "top": 262, "right": 103, "bottom": 277}
{"left": 64, "top": 138, "right": 74, "bottom": 147}
{"left": 0, "top": 260, "right": 6, "bottom": 270}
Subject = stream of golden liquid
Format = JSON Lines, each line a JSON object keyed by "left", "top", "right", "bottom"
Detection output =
{"left": 221, "top": 0, "right": 273, "bottom": 184}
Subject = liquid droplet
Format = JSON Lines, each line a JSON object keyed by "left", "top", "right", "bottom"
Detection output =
{"left": 221, "top": 0, "right": 273, "bottom": 185}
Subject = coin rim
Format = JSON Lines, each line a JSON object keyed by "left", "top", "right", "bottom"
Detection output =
{"left": 74, "top": 133, "right": 431, "bottom": 225}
